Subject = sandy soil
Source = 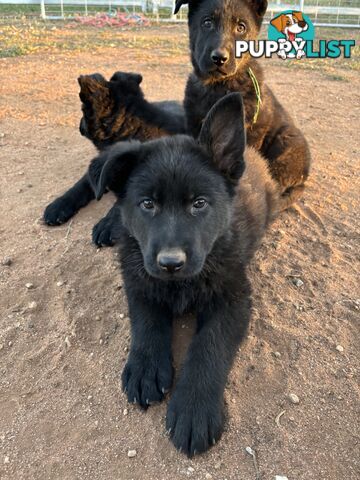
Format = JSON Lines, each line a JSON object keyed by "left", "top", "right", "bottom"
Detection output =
{"left": 0, "top": 25, "right": 359, "bottom": 480}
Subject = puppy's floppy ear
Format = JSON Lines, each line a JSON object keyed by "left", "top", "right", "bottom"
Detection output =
{"left": 110, "top": 71, "right": 143, "bottom": 85}
{"left": 174, "top": 0, "right": 188, "bottom": 14}
{"left": 293, "top": 11, "right": 304, "bottom": 22}
{"left": 270, "top": 14, "right": 286, "bottom": 32}
{"left": 198, "top": 93, "right": 246, "bottom": 183}
{"left": 88, "top": 141, "right": 142, "bottom": 200}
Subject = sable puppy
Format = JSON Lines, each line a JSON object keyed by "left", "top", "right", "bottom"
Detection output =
{"left": 88, "top": 93, "right": 279, "bottom": 456}
{"left": 78, "top": 71, "right": 185, "bottom": 150}
{"left": 175, "top": 0, "right": 311, "bottom": 210}
{"left": 43, "top": 71, "right": 185, "bottom": 246}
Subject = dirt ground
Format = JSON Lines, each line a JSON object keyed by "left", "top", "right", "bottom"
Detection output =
{"left": 0, "top": 24, "right": 359, "bottom": 480}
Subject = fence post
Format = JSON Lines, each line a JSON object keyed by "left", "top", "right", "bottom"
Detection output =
{"left": 299, "top": 0, "right": 305, "bottom": 11}
{"left": 40, "top": 0, "right": 46, "bottom": 19}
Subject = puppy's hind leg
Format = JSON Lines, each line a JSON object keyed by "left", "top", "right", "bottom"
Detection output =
{"left": 278, "top": 184, "right": 306, "bottom": 211}
{"left": 265, "top": 125, "right": 311, "bottom": 210}
{"left": 44, "top": 173, "right": 95, "bottom": 226}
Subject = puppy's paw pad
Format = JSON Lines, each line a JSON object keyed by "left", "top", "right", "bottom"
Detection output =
{"left": 92, "top": 217, "right": 115, "bottom": 247}
{"left": 44, "top": 197, "right": 77, "bottom": 226}
{"left": 166, "top": 392, "right": 223, "bottom": 456}
{"left": 121, "top": 352, "right": 173, "bottom": 408}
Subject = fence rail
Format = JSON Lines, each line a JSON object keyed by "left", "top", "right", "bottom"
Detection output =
{"left": 0, "top": 0, "right": 359, "bottom": 27}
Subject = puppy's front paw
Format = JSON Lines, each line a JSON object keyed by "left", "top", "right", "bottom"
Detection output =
{"left": 121, "top": 350, "right": 173, "bottom": 408}
{"left": 166, "top": 389, "right": 224, "bottom": 456}
{"left": 92, "top": 216, "right": 115, "bottom": 247}
{"left": 44, "top": 197, "right": 77, "bottom": 226}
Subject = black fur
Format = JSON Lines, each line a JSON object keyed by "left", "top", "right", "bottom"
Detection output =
{"left": 178, "top": 0, "right": 310, "bottom": 210}
{"left": 43, "top": 71, "right": 185, "bottom": 237}
{"left": 88, "top": 94, "right": 279, "bottom": 456}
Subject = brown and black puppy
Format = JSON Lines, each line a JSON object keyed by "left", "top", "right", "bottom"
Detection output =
{"left": 175, "top": 0, "right": 311, "bottom": 209}
{"left": 44, "top": 71, "right": 185, "bottom": 245}
{"left": 79, "top": 71, "right": 185, "bottom": 150}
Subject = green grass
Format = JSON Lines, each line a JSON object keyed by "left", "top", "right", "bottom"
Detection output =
{"left": 0, "top": 4, "right": 40, "bottom": 16}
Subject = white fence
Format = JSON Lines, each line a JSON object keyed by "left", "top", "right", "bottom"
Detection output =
{"left": 1, "top": 0, "right": 359, "bottom": 27}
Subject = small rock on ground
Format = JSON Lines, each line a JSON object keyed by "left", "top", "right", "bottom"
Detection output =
{"left": 292, "top": 278, "right": 304, "bottom": 287}
{"left": 1, "top": 257, "right": 12, "bottom": 266}
{"left": 28, "top": 301, "right": 38, "bottom": 310}
{"left": 289, "top": 393, "right": 300, "bottom": 404}
{"left": 128, "top": 449, "right": 137, "bottom": 458}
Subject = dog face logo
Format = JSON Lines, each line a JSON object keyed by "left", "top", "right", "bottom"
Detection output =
{"left": 269, "top": 10, "right": 314, "bottom": 59}
{"left": 271, "top": 12, "right": 308, "bottom": 42}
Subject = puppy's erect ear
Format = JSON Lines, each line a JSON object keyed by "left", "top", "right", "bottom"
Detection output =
{"left": 110, "top": 71, "right": 143, "bottom": 85}
{"left": 88, "top": 141, "right": 142, "bottom": 200}
{"left": 78, "top": 74, "right": 113, "bottom": 114}
{"left": 174, "top": 0, "right": 188, "bottom": 14}
{"left": 78, "top": 74, "right": 107, "bottom": 100}
{"left": 249, "top": 0, "right": 268, "bottom": 17}
{"left": 198, "top": 93, "right": 246, "bottom": 183}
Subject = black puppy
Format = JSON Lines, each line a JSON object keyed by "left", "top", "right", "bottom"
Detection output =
{"left": 43, "top": 71, "right": 185, "bottom": 246}
{"left": 175, "top": 0, "right": 311, "bottom": 210}
{"left": 88, "top": 93, "right": 279, "bottom": 455}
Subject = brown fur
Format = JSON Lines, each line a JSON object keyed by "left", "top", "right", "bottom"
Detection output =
{"left": 178, "top": 0, "right": 311, "bottom": 210}
{"left": 78, "top": 72, "right": 185, "bottom": 150}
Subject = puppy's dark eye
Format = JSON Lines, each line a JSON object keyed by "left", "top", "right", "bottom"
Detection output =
{"left": 237, "top": 22, "right": 246, "bottom": 34}
{"left": 203, "top": 18, "right": 213, "bottom": 29}
{"left": 193, "top": 198, "right": 208, "bottom": 209}
{"left": 140, "top": 199, "right": 155, "bottom": 210}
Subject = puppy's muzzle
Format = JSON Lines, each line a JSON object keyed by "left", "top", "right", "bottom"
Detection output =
{"left": 157, "top": 249, "right": 186, "bottom": 274}
{"left": 211, "top": 49, "right": 229, "bottom": 67}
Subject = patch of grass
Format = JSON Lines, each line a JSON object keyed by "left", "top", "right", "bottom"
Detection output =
{"left": 0, "top": 19, "right": 189, "bottom": 58}
{"left": 0, "top": 45, "right": 27, "bottom": 57}
{"left": 0, "top": 4, "right": 40, "bottom": 16}
{"left": 325, "top": 73, "right": 348, "bottom": 81}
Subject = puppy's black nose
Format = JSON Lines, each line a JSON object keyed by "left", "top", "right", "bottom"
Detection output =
{"left": 211, "top": 49, "right": 229, "bottom": 66}
{"left": 157, "top": 249, "right": 186, "bottom": 273}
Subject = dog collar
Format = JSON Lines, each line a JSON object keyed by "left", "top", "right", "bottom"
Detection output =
{"left": 247, "top": 67, "right": 262, "bottom": 125}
